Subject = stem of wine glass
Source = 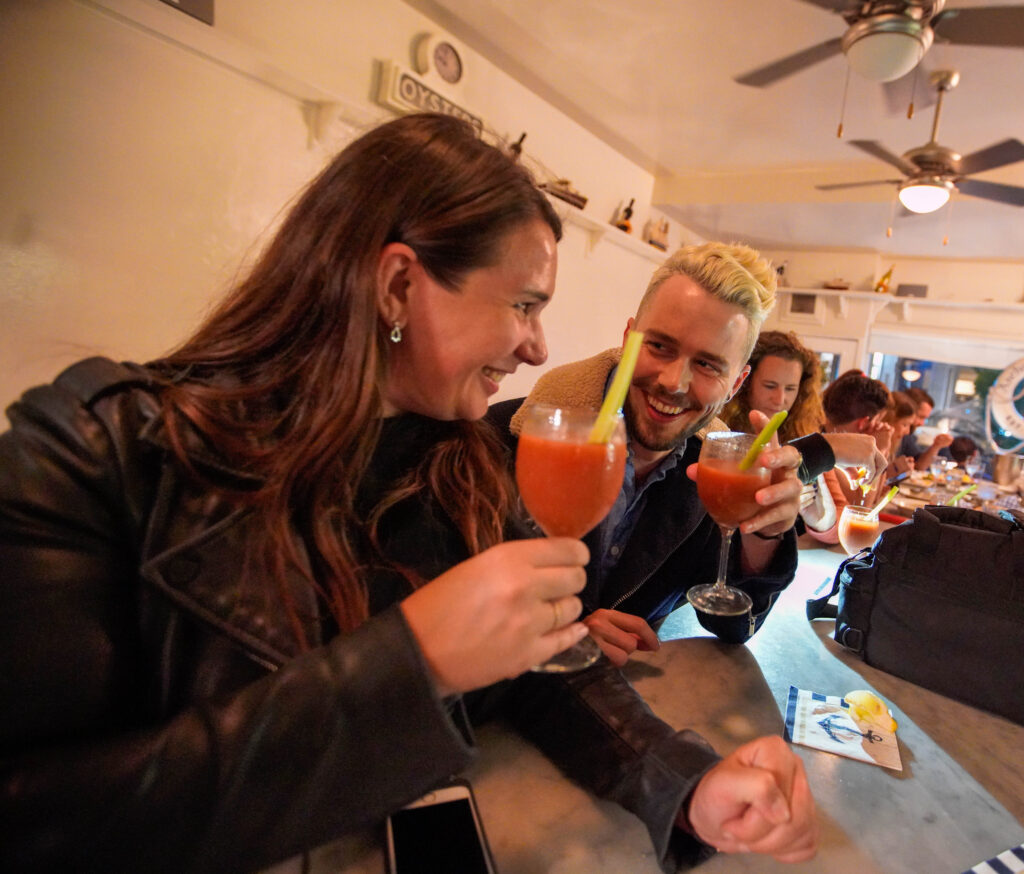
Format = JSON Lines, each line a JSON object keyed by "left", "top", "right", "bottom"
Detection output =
{"left": 713, "top": 526, "right": 734, "bottom": 590}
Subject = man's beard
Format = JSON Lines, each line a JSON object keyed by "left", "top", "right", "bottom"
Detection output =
{"left": 624, "top": 389, "right": 723, "bottom": 454}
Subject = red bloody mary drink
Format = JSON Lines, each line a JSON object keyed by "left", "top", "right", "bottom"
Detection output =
{"left": 838, "top": 505, "right": 880, "bottom": 554}
{"left": 697, "top": 458, "right": 770, "bottom": 529}
{"left": 517, "top": 432, "right": 627, "bottom": 537}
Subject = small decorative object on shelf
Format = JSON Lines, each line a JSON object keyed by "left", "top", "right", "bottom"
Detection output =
{"left": 612, "top": 198, "right": 634, "bottom": 234}
{"left": 874, "top": 265, "right": 894, "bottom": 294}
{"left": 823, "top": 278, "right": 850, "bottom": 290}
{"left": 539, "top": 179, "right": 588, "bottom": 209}
{"left": 775, "top": 260, "right": 789, "bottom": 287}
{"left": 643, "top": 217, "right": 669, "bottom": 251}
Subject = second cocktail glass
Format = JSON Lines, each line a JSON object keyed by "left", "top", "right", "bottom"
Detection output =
{"left": 837, "top": 504, "right": 880, "bottom": 555}
{"left": 516, "top": 404, "right": 626, "bottom": 672}
{"left": 687, "top": 431, "right": 771, "bottom": 616}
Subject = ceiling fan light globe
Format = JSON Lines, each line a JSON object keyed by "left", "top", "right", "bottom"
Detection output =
{"left": 844, "top": 30, "right": 925, "bottom": 82}
{"left": 898, "top": 180, "right": 952, "bottom": 214}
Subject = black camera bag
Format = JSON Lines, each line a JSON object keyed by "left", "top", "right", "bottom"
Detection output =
{"left": 807, "top": 505, "right": 1024, "bottom": 725}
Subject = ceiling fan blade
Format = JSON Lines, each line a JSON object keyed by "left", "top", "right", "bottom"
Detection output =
{"left": 957, "top": 178, "right": 1024, "bottom": 207}
{"left": 958, "top": 139, "right": 1024, "bottom": 176}
{"left": 816, "top": 179, "right": 901, "bottom": 191}
{"left": 848, "top": 140, "right": 918, "bottom": 175}
{"left": 932, "top": 7, "right": 1024, "bottom": 48}
{"left": 734, "top": 37, "right": 842, "bottom": 87}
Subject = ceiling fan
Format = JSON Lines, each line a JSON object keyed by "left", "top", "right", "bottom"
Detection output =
{"left": 816, "top": 70, "right": 1024, "bottom": 213}
{"left": 735, "top": 1, "right": 1024, "bottom": 87}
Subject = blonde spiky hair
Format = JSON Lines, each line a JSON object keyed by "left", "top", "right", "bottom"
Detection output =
{"left": 636, "top": 241, "right": 777, "bottom": 358}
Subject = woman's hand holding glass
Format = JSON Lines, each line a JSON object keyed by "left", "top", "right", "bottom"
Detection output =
{"left": 399, "top": 538, "right": 590, "bottom": 696}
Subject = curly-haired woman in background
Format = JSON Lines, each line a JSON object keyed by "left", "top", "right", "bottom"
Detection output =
{"left": 723, "top": 330, "right": 848, "bottom": 543}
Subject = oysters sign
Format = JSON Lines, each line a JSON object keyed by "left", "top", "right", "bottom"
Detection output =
{"left": 376, "top": 61, "right": 483, "bottom": 135}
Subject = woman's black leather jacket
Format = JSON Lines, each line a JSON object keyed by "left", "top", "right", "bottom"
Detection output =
{"left": 0, "top": 358, "right": 719, "bottom": 873}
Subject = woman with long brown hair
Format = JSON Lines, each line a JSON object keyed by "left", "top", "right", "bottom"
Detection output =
{"left": 0, "top": 114, "right": 817, "bottom": 871}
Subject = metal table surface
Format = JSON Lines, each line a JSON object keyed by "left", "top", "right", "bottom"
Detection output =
{"left": 268, "top": 534, "right": 1024, "bottom": 874}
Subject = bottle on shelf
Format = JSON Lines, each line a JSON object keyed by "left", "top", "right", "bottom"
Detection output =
{"left": 874, "top": 265, "right": 894, "bottom": 294}
{"left": 612, "top": 198, "right": 634, "bottom": 234}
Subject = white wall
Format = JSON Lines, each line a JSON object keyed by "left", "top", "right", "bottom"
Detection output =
{"left": 0, "top": 0, "right": 683, "bottom": 416}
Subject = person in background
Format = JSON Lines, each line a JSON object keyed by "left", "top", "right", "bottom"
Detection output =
{"left": 902, "top": 386, "right": 954, "bottom": 470}
{"left": 723, "top": 330, "right": 865, "bottom": 546}
{"left": 941, "top": 434, "right": 981, "bottom": 466}
{"left": 821, "top": 371, "right": 894, "bottom": 510}
{"left": 883, "top": 390, "right": 918, "bottom": 478}
{"left": 0, "top": 115, "right": 817, "bottom": 872}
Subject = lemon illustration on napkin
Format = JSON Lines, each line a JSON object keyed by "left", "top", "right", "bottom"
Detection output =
{"left": 844, "top": 690, "right": 898, "bottom": 733}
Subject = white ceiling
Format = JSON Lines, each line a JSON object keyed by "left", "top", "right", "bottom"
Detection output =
{"left": 407, "top": 0, "right": 1024, "bottom": 260}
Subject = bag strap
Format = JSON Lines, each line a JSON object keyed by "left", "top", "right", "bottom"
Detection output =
{"left": 805, "top": 550, "right": 867, "bottom": 620}
{"left": 805, "top": 579, "right": 839, "bottom": 620}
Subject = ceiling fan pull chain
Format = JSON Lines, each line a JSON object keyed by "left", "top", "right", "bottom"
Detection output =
{"left": 836, "top": 65, "right": 851, "bottom": 138}
{"left": 907, "top": 65, "right": 920, "bottom": 120}
{"left": 942, "top": 193, "right": 954, "bottom": 247}
{"left": 886, "top": 195, "right": 896, "bottom": 239}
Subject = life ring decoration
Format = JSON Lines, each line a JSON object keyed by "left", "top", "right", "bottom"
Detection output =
{"left": 986, "top": 355, "right": 1024, "bottom": 453}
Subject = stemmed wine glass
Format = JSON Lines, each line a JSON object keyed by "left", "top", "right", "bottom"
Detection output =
{"left": 964, "top": 452, "right": 983, "bottom": 481}
{"left": 516, "top": 404, "right": 627, "bottom": 672}
{"left": 687, "top": 431, "right": 771, "bottom": 616}
{"left": 837, "top": 504, "right": 881, "bottom": 556}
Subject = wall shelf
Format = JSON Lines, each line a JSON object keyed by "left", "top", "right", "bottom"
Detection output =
{"left": 544, "top": 195, "right": 666, "bottom": 264}
{"left": 776, "top": 287, "right": 1024, "bottom": 322}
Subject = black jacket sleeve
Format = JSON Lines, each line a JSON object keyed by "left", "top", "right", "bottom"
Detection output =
{"left": 789, "top": 432, "right": 836, "bottom": 484}
{"left": 466, "top": 661, "right": 721, "bottom": 872}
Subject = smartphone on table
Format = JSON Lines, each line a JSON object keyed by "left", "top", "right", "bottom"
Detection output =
{"left": 385, "top": 779, "right": 498, "bottom": 874}
{"left": 885, "top": 470, "right": 911, "bottom": 488}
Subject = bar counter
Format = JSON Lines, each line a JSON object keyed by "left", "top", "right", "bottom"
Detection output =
{"left": 267, "top": 534, "right": 1024, "bottom": 874}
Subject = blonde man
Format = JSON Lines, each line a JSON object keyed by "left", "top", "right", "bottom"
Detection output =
{"left": 490, "top": 243, "right": 809, "bottom": 660}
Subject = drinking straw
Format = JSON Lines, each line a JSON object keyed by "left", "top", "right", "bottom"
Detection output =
{"left": 738, "top": 410, "right": 788, "bottom": 470}
{"left": 946, "top": 483, "right": 977, "bottom": 506}
{"left": 589, "top": 330, "right": 644, "bottom": 443}
{"left": 868, "top": 485, "right": 900, "bottom": 520}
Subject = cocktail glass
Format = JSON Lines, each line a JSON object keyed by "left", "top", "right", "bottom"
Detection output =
{"left": 964, "top": 452, "right": 983, "bottom": 481}
{"left": 838, "top": 504, "right": 881, "bottom": 555}
{"left": 516, "top": 404, "right": 627, "bottom": 671}
{"left": 686, "top": 431, "right": 771, "bottom": 616}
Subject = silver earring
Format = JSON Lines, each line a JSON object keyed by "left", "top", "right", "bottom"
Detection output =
{"left": 389, "top": 322, "right": 403, "bottom": 343}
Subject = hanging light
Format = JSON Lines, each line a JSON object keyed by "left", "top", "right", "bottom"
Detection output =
{"left": 954, "top": 378, "right": 976, "bottom": 397}
{"left": 841, "top": 15, "right": 932, "bottom": 83}
{"left": 902, "top": 368, "right": 922, "bottom": 383}
{"left": 898, "top": 178, "right": 953, "bottom": 214}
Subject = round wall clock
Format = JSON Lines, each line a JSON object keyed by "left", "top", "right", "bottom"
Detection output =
{"left": 432, "top": 40, "right": 463, "bottom": 84}
{"left": 414, "top": 34, "right": 464, "bottom": 85}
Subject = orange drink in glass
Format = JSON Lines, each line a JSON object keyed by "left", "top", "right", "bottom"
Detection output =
{"left": 687, "top": 432, "right": 771, "bottom": 616}
{"left": 838, "top": 504, "right": 880, "bottom": 555}
{"left": 516, "top": 404, "right": 626, "bottom": 671}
